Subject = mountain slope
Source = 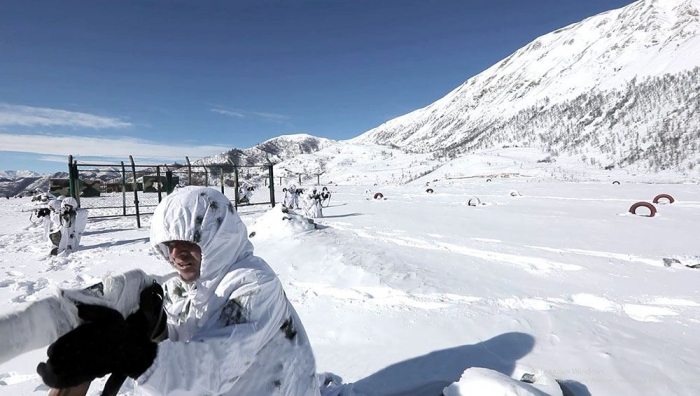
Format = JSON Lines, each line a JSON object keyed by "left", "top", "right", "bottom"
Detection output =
{"left": 0, "top": 170, "right": 40, "bottom": 179}
{"left": 353, "top": 0, "right": 700, "bottom": 173}
{"left": 196, "top": 134, "right": 335, "bottom": 167}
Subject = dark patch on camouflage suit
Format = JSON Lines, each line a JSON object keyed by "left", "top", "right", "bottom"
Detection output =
{"left": 218, "top": 298, "right": 247, "bottom": 326}
{"left": 280, "top": 317, "right": 297, "bottom": 341}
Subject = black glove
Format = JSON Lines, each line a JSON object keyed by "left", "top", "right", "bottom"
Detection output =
{"left": 37, "top": 301, "right": 159, "bottom": 389}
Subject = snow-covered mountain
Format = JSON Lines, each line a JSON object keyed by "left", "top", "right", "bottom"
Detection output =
{"left": 0, "top": 174, "right": 50, "bottom": 198}
{"left": 196, "top": 134, "right": 335, "bottom": 167}
{"left": 353, "top": 0, "right": 700, "bottom": 173}
{"left": 0, "top": 170, "right": 40, "bottom": 179}
{"left": 0, "top": 170, "right": 48, "bottom": 198}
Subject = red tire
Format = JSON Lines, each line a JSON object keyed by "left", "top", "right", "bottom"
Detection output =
{"left": 374, "top": 192, "right": 384, "bottom": 199}
{"left": 629, "top": 202, "right": 656, "bottom": 217}
{"left": 652, "top": 194, "right": 674, "bottom": 204}
{"left": 426, "top": 188, "right": 434, "bottom": 194}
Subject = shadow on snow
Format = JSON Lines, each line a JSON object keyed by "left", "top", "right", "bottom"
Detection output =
{"left": 346, "top": 332, "right": 573, "bottom": 396}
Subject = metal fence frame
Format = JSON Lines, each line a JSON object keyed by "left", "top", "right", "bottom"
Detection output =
{"left": 66, "top": 155, "right": 275, "bottom": 228}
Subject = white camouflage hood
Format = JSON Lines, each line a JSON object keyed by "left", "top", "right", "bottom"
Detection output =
{"left": 150, "top": 187, "right": 254, "bottom": 321}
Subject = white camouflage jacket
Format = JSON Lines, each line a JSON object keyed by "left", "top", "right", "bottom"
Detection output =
{"left": 136, "top": 186, "right": 320, "bottom": 396}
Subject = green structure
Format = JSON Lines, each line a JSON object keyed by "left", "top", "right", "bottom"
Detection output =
{"left": 49, "top": 179, "right": 70, "bottom": 197}
{"left": 80, "top": 180, "right": 101, "bottom": 197}
{"left": 143, "top": 175, "right": 179, "bottom": 193}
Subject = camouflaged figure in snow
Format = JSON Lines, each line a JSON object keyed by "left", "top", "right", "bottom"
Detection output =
{"left": 284, "top": 184, "right": 299, "bottom": 209}
{"left": 43, "top": 198, "right": 63, "bottom": 251}
{"left": 238, "top": 183, "right": 252, "bottom": 204}
{"left": 49, "top": 197, "right": 88, "bottom": 255}
{"left": 302, "top": 188, "right": 323, "bottom": 219}
{"left": 138, "top": 186, "right": 320, "bottom": 395}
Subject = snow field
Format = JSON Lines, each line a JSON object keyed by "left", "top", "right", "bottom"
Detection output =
{"left": 0, "top": 180, "right": 699, "bottom": 395}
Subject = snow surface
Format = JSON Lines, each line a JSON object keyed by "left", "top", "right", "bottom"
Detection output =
{"left": 1, "top": 181, "right": 699, "bottom": 395}
{"left": 274, "top": 142, "right": 700, "bottom": 189}
{"left": 442, "top": 367, "right": 553, "bottom": 396}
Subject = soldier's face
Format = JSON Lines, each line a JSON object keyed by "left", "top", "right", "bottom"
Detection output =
{"left": 166, "top": 240, "right": 202, "bottom": 282}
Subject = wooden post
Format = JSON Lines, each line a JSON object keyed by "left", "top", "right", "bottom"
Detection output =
{"left": 220, "top": 166, "right": 225, "bottom": 194}
{"left": 268, "top": 165, "right": 275, "bottom": 207}
{"left": 67, "top": 155, "right": 74, "bottom": 199}
{"left": 204, "top": 166, "right": 209, "bottom": 187}
{"left": 156, "top": 166, "right": 162, "bottom": 203}
{"left": 121, "top": 161, "right": 127, "bottom": 216}
{"left": 185, "top": 156, "right": 192, "bottom": 186}
{"left": 298, "top": 173, "right": 302, "bottom": 185}
{"left": 129, "top": 155, "right": 141, "bottom": 228}
{"left": 233, "top": 165, "right": 240, "bottom": 209}
{"left": 73, "top": 161, "right": 80, "bottom": 207}
{"left": 165, "top": 169, "right": 173, "bottom": 194}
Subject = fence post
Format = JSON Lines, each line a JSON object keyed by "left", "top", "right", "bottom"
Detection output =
{"left": 220, "top": 166, "right": 224, "bottom": 195}
{"left": 67, "top": 155, "right": 75, "bottom": 199}
{"left": 185, "top": 156, "right": 192, "bottom": 186}
{"left": 233, "top": 165, "right": 240, "bottom": 209}
{"left": 204, "top": 166, "right": 209, "bottom": 187}
{"left": 165, "top": 169, "right": 173, "bottom": 194}
{"left": 72, "top": 160, "right": 81, "bottom": 208}
{"left": 156, "top": 166, "right": 162, "bottom": 203}
{"left": 298, "top": 173, "right": 302, "bottom": 185}
{"left": 268, "top": 165, "right": 275, "bottom": 208}
{"left": 129, "top": 155, "right": 141, "bottom": 228}
{"left": 121, "top": 162, "right": 126, "bottom": 216}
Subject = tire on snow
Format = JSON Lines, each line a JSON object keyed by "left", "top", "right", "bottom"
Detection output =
{"left": 652, "top": 194, "right": 674, "bottom": 204}
{"left": 426, "top": 188, "right": 434, "bottom": 194}
{"left": 629, "top": 202, "right": 656, "bottom": 217}
{"left": 374, "top": 192, "right": 384, "bottom": 200}
{"left": 467, "top": 197, "right": 481, "bottom": 207}
{"left": 613, "top": 181, "right": 621, "bottom": 185}
{"left": 509, "top": 190, "right": 521, "bottom": 197}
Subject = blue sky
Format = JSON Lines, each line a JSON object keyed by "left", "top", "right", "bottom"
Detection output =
{"left": 0, "top": 0, "right": 633, "bottom": 173}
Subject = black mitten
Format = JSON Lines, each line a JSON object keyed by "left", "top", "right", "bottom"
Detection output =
{"left": 37, "top": 304, "right": 158, "bottom": 389}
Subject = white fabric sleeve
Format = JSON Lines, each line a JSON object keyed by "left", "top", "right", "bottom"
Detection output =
{"left": 135, "top": 275, "right": 288, "bottom": 395}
